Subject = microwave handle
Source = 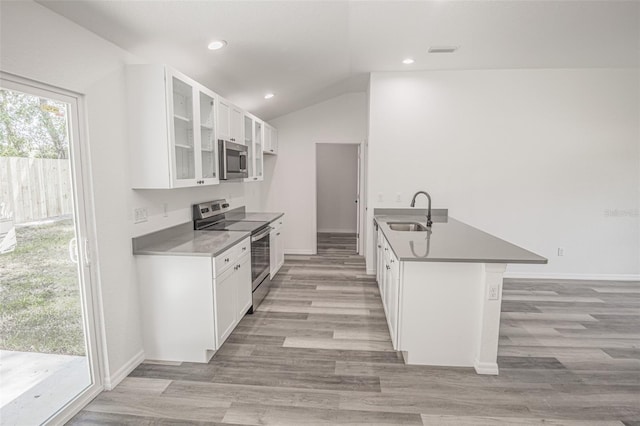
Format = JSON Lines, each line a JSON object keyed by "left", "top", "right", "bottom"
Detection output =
{"left": 239, "top": 150, "right": 247, "bottom": 173}
{"left": 219, "top": 140, "right": 227, "bottom": 180}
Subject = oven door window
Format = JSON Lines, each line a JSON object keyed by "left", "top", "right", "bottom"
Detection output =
{"left": 251, "top": 235, "right": 270, "bottom": 284}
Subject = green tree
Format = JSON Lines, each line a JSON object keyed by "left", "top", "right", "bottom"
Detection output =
{"left": 0, "top": 89, "right": 69, "bottom": 159}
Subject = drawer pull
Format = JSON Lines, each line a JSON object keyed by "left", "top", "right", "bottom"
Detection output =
{"left": 225, "top": 258, "right": 230, "bottom": 263}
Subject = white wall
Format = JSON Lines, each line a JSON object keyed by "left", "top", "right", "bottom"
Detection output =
{"left": 262, "top": 93, "right": 367, "bottom": 254}
{"left": 316, "top": 144, "right": 358, "bottom": 233}
{"left": 367, "top": 69, "right": 640, "bottom": 279}
{"left": 0, "top": 1, "right": 262, "bottom": 387}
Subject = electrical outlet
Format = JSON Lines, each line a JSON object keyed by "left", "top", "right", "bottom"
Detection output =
{"left": 488, "top": 284, "right": 499, "bottom": 300}
{"left": 396, "top": 193, "right": 402, "bottom": 202}
{"left": 134, "top": 207, "right": 148, "bottom": 223}
{"left": 557, "top": 247, "right": 564, "bottom": 256}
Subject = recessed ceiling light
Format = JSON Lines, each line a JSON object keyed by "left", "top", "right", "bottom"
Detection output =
{"left": 402, "top": 58, "right": 415, "bottom": 65}
{"left": 207, "top": 40, "right": 227, "bottom": 50}
{"left": 428, "top": 46, "right": 458, "bottom": 54}
{"left": 264, "top": 93, "right": 275, "bottom": 100}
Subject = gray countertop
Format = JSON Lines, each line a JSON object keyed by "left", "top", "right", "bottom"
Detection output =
{"left": 374, "top": 212, "right": 547, "bottom": 264}
{"left": 132, "top": 222, "right": 250, "bottom": 258}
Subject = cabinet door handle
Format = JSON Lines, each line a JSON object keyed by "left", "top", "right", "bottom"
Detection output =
{"left": 390, "top": 259, "right": 394, "bottom": 263}
{"left": 277, "top": 232, "right": 280, "bottom": 236}
{"left": 386, "top": 265, "right": 390, "bottom": 270}
{"left": 377, "top": 245, "right": 381, "bottom": 248}
{"left": 242, "top": 247, "right": 247, "bottom": 251}
{"left": 384, "top": 248, "right": 388, "bottom": 251}
{"left": 225, "top": 258, "right": 229, "bottom": 262}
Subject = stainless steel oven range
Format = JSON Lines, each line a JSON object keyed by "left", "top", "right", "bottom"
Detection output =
{"left": 193, "top": 199, "right": 271, "bottom": 312}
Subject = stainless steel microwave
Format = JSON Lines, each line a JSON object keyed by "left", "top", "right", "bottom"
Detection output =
{"left": 218, "top": 139, "right": 248, "bottom": 180}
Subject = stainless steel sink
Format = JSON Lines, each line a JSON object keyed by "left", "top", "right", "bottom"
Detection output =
{"left": 387, "top": 222, "right": 428, "bottom": 232}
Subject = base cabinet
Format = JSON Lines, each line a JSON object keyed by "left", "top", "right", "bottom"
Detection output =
{"left": 214, "top": 263, "right": 237, "bottom": 347}
{"left": 137, "top": 237, "right": 251, "bottom": 363}
{"left": 377, "top": 233, "right": 400, "bottom": 349}
{"left": 214, "top": 251, "right": 251, "bottom": 346}
{"left": 374, "top": 224, "right": 508, "bottom": 374}
{"left": 269, "top": 216, "right": 285, "bottom": 278}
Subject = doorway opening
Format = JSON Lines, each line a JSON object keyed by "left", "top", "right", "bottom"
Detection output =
{"left": 315, "top": 143, "right": 362, "bottom": 256}
{"left": 0, "top": 74, "right": 102, "bottom": 424}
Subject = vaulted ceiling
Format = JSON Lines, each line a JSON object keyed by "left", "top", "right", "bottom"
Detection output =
{"left": 38, "top": 1, "right": 639, "bottom": 120}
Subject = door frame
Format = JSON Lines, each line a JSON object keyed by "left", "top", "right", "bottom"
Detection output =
{"left": 0, "top": 72, "right": 106, "bottom": 424}
{"left": 312, "top": 140, "right": 366, "bottom": 255}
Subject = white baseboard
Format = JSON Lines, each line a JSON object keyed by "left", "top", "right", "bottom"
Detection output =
{"left": 103, "top": 349, "right": 144, "bottom": 390}
{"left": 504, "top": 272, "right": 640, "bottom": 281}
{"left": 284, "top": 249, "right": 315, "bottom": 255}
{"left": 474, "top": 360, "right": 499, "bottom": 375}
{"left": 317, "top": 228, "right": 357, "bottom": 234}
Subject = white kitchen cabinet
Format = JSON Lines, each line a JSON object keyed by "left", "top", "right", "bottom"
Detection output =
{"left": 217, "top": 97, "right": 243, "bottom": 144}
{"left": 269, "top": 216, "right": 285, "bottom": 278}
{"left": 243, "top": 113, "right": 264, "bottom": 182}
{"left": 215, "top": 248, "right": 251, "bottom": 346}
{"left": 136, "top": 237, "right": 251, "bottom": 363}
{"left": 127, "top": 65, "right": 219, "bottom": 189}
{"left": 214, "top": 261, "right": 237, "bottom": 346}
{"left": 235, "top": 253, "right": 252, "bottom": 320}
{"left": 264, "top": 123, "right": 278, "bottom": 155}
{"left": 376, "top": 230, "right": 399, "bottom": 350}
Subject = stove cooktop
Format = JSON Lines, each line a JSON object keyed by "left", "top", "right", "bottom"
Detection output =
{"left": 202, "top": 220, "right": 268, "bottom": 233}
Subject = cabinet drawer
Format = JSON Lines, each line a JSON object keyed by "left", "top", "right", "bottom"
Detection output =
{"left": 270, "top": 217, "right": 284, "bottom": 232}
{"left": 214, "top": 237, "right": 250, "bottom": 277}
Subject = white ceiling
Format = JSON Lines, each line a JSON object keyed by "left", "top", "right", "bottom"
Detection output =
{"left": 38, "top": 1, "right": 639, "bottom": 121}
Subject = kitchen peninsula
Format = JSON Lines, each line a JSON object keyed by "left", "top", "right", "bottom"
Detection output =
{"left": 374, "top": 208, "right": 547, "bottom": 375}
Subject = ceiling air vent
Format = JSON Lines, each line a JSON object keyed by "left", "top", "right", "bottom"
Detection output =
{"left": 428, "top": 46, "right": 458, "bottom": 54}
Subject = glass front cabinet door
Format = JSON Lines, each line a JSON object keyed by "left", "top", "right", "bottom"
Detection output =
{"left": 167, "top": 70, "right": 219, "bottom": 187}
{"left": 169, "top": 75, "right": 196, "bottom": 184}
{"left": 254, "top": 120, "right": 264, "bottom": 180}
{"left": 127, "top": 65, "right": 220, "bottom": 189}
{"left": 199, "top": 89, "right": 218, "bottom": 183}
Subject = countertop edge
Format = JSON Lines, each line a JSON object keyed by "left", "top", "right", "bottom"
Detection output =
{"left": 133, "top": 230, "right": 251, "bottom": 258}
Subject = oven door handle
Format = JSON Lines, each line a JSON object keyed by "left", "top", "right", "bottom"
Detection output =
{"left": 252, "top": 227, "right": 272, "bottom": 242}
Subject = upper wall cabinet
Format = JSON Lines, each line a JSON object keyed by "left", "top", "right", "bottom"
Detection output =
{"left": 243, "top": 113, "right": 264, "bottom": 182}
{"left": 127, "top": 65, "right": 219, "bottom": 189}
{"left": 217, "top": 97, "right": 243, "bottom": 144}
{"left": 264, "top": 123, "right": 278, "bottom": 155}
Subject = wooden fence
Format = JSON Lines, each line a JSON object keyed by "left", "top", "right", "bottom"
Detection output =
{"left": 0, "top": 157, "right": 72, "bottom": 224}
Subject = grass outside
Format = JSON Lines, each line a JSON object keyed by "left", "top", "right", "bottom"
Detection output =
{"left": 0, "top": 218, "right": 85, "bottom": 356}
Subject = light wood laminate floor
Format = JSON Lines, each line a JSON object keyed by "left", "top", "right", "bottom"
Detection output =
{"left": 69, "top": 234, "right": 640, "bottom": 425}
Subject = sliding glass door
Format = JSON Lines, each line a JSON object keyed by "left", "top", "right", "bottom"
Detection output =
{"left": 0, "top": 73, "right": 102, "bottom": 425}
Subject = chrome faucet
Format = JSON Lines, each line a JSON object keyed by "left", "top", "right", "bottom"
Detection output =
{"left": 410, "top": 191, "right": 433, "bottom": 227}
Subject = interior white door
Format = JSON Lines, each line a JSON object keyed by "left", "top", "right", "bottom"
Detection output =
{"left": 356, "top": 144, "right": 361, "bottom": 254}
